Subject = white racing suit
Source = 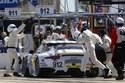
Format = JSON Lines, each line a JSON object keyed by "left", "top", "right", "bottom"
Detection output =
{"left": 101, "top": 34, "right": 112, "bottom": 76}
{"left": 4, "top": 24, "right": 26, "bottom": 75}
{"left": 101, "top": 35, "right": 112, "bottom": 64}
{"left": 81, "top": 29, "right": 106, "bottom": 70}
{"left": 92, "top": 33, "right": 103, "bottom": 45}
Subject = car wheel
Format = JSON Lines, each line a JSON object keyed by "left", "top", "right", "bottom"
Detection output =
{"left": 68, "top": 68, "right": 83, "bottom": 78}
{"left": 85, "top": 67, "right": 99, "bottom": 77}
{"left": 22, "top": 57, "right": 31, "bottom": 77}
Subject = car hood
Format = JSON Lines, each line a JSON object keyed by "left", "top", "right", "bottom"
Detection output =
{"left": 37, "top": 46, "right": 56, "bottom": 56}
{"left": 37, "top": 50, "right": 55, "bottom": 57}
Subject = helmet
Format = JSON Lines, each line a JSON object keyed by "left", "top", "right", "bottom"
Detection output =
{"left": 53, "top": 26, "right": 61, "bottom": 30}
{"left": 61, "top": 23, "right": 67, "bottom": 28}
{"left": 116, "top": 17, "right": 124, "bottom": 24}
{"left": 7, "top": 24, "right": 17, "bottom": 33}
{"left": 81, "top": 24, "right": 88, "bottom": 33}
{"left": 56, "top": 26, "right": 61, "bottom": 29}
{"left": 98, "top": 29, "right": 106, "bottom": 37}
{"left": 50, "top": 25, "right": 55, "bottom": 29}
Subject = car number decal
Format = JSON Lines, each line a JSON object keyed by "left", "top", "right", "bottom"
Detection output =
{"left": 53, "top": 62, "right": 63, "bottom": 68}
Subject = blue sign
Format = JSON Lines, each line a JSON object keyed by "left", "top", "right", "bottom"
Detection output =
{"left": 0, "top": 0, "right": 39, "bottom": 10}
{"left": 0, "top": 0, "right": 20, "bottom": 10}
{"left": 29, "top": 0, "right": 39, "bottom": 6}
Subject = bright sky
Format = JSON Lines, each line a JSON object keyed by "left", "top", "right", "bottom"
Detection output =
{"left": 60, "top": 0, "right": 75, "bottom": 12}
{"left": 109, "top": 5, "right": 118, "bottom": 13}
{"left": 60, "top": 0, "right": 119, "bottom": 13}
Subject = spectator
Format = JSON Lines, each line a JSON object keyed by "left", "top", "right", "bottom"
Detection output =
{"left": 60, "top": 23, "right": 67, "bottom": 38}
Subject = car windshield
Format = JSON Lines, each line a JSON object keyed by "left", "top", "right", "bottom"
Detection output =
{"left": 56, "top": 44, "right": 83, "bottom": 50}
{"left": 35, "top": 40, "right": 78, "bottom": 53}
{"left": 36, "top": 44, "right": 54, "bottom": 53}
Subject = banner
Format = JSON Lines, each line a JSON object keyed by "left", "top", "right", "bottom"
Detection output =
{"left": 0, "top": 0, "right": 39, "bottom": 10}
{"left": 0, "top": 0, "right": 20, "bottom": 9}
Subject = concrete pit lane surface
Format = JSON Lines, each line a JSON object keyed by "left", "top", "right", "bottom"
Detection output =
{"left": 0, "top": 70, "right": 125, "bottom": 83}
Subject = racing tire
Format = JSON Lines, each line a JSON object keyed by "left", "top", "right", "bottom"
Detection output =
{"left": 68, "top": 68, "right": 84, "bottom": 78}
{"left": 85, "top": 67, "right": 99, "bottom": 78}
{"left": 71, "top": 73, "right": 83, "bottom": 78}
{"left": 22, "top": 57, "right": 31, "bottom": 77}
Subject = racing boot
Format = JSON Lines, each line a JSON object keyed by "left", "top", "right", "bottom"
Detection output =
{"left": 116, "top": 71, "right": 124, "bottom": 80}
{"left": 116, "top": 75, "right": 124, "bottom": 80}
{"left": 13, "top": 72, "right": 22, "bottom": 77}
{"left": 103, "top": 64, "right": 112, "bottom": 78}
{"left": 103, "top": 68, "right": 109, "bottom": 78}
{"left": 104, "top": 69, "right": 112, "bottom": 78}
{"left": 3, "top": 74, "right": 11, "bottom": 77}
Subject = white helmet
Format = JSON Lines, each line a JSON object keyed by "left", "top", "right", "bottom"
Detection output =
{"left": 56, "top": 26, "right": 61, "bottom": 29}
{"left": 50, "top": 25, "right": 55, "bottom": 29}
{"left": 52, "top": 26, "right": 61, "bottom": 31}
{"left": 7, "top": 24, "right": 17, "bottom": 33}
{"left": 116, "top": 17, "right": 124, "bottom": 24}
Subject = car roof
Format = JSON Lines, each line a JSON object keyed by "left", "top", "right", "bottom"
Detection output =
{"left": 42, "top": 40, "right": 77, "bottom": 44}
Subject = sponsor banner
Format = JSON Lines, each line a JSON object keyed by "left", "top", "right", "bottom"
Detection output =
{"left": 0, "top": 0, "right": 20, "bottom": 9}
{"left": 0, "top": 0, "right": 39, "bottom": 10}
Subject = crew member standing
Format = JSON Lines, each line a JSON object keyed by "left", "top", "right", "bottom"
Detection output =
{"left": 3, "top": 23, "right": 26, "bottom": 77}
{"left": 112, "top": 17, "right": 125, "bottom": 80}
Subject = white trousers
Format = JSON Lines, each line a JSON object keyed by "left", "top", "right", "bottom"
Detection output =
{"left": 87, "top": 43, "right": 106, "bottom": 69}
{"left": 104, "top": 52, "right": 112, "bottom": 65}
{"left": 104, "top": 52, "right": 113, "bottom": 75}
{"left": 5, "top": 48, "right": 20, "bottom": 74}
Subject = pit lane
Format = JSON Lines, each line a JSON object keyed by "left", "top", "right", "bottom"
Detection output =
{"left": 0, "top": 70, "right": 124, "bottom": 83}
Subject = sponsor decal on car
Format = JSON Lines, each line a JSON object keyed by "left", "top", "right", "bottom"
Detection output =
{"left": 66, "top": 63, "right": 81, "bottom": 68}
{"left": 53, "top": 61, "right": 63, "bottom": 68}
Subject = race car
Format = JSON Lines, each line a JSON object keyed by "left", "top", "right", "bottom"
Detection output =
{"left": 22, "top": 40, "right": 86, "bottom": 77}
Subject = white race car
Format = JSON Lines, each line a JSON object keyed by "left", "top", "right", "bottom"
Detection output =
{"left": 22, "top": 40, "right": 86, "bottom": 77}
